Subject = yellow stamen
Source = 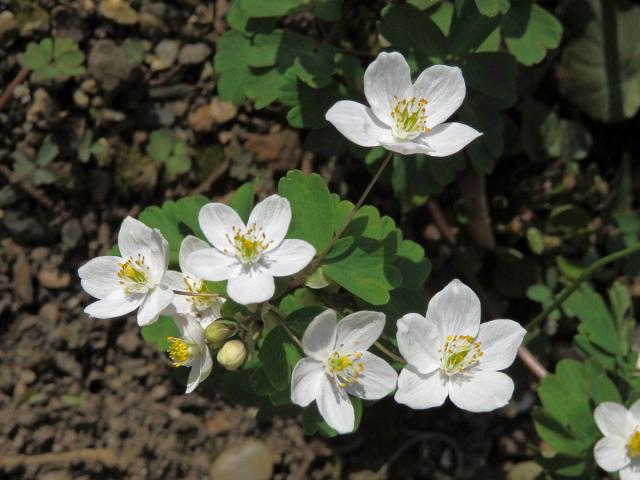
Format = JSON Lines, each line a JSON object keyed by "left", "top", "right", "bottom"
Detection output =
{"left": 389, "top": 96, "right": 430, "bottom": 140}
{"left": 183, "top": 276, "right": 217, "bottom": 313}
{"left": 327, "top": 351, "right": 364, "bottom": 388}
{"left": 224, "top": 223, "right": 272, "bottom": 264}
{"left": 439, "top": 334, "right": 483, "bottom": 375}
{"left": 167, "top": 337, "right": 192, "bottom": 367}
{"left": 628, "top": 431, "right": 640, "bottom": 457}
{"left": 117, "top": 255, "right": 151, "bottom": 294}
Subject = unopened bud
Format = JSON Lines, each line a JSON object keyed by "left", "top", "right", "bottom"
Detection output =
{"left": 217, "top": 340, "right": 247, "bottom": 371}
{"left": 205, "top": 322, "right": 234, "bottom": 346}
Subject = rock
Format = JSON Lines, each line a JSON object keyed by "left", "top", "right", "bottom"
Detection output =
{"left": 99, "top": 0, "right": 138, "bottom": 25}
{"left": 0, "top": 11, "right": 16, "bottom": 39}
{"left": 37, "top": 267, "right": 71, "bottom": 289}
{"left": 16, "top": 3, "right": 49, "bottom": 36}
{"left": 138, "top": 12, "right": 168, "bottom": 34}
{"left": 209, "top": 97, "right": 237, "bottom": 124}
{"left": 89, "top": 40, "right": 133, "bottom": 91}
{"left": 54, "top": 352, "right": 82, "bottom": 379}
{"left": 188, "top": 104, "right": 215, "bottom": 132}
{"left": 13, "top": 254, "right": 33, "bottom": 304}
{"left": 73, "top": 89, "right": 90, "bottom": 108}
{"left": 209, "top": 438, "right": 274, "bottom": 480}
{"left": 61, "top": 219, "right": 83, "bottom": 250}
{"left": 149, "top": 39, "right": 179, "bottom": 71}
{"left": 40, "top": 302, "right": 60, "bottom": 322}
{"left": 245, "top": 129, "right": 301, "bottom": 169}
{"left": 149, "top": 84, "right": 194, "bottom": 99}
{"left": 3, "top": 210, "right": 54, "bottom": 244}
{"left": 178, "top": 43, "right": 211, "bottom": 65}
{"left": 26, "top": 88, "right": 54, "bottom": 124}
{"left": 116, "top": 329, "right": 139, "bottom": 354}
{"left": 507, "top": 461, "right": 544, "bottom": 480}
{"left": 81, "top": 78, "right": 98, "bottom": 94}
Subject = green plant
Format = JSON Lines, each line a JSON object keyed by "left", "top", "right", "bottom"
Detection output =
{"left": 12, "top": 138, "right": 59, "bottom": 185}
{"left": 21, "top": 37, "right": 86, "bottom": 79}
{"left": 146, "top": 129, "right": 192, "bottom": 181}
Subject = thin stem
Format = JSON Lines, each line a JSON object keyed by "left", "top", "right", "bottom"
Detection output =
{"left": 265, "top": 303, "right": 303, "bottom": 349}
{"left": 173, "top": 289, "right": 221, "bottom": 298}
{"left": 0, "top": 67, "right": 30, "bottom": 112}
{"left": 373, "top": 341, "right": 405, "bottom": 365}
{"left": 307, "top": 151, "right": 394, "bottom": 272}
{"left": 525, "top": 242, "right": 640, "bottom": 332}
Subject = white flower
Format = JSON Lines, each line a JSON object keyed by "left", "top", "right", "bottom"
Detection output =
{"left": 78, "top": 217, "right": 176, "bottom": 326}
{"left": 394, "top": 279, "right": 525, "bottom": 412}
{"left": 163, "top": 235, "right": 225, "bottom": 328}
{"left": 593, "top": 400, "right": 640, "bottom": 479}
{"left": 185, "top": 194, "right": 316, "bottom": 305}
{"left": 325, "top": 51, "right": 482, "bottom": 157}
{"left": 166, "top": 315, "right": 213, "bottom": 393}
{"left": 290, "top": 310, "right": 398, "bottom": 434}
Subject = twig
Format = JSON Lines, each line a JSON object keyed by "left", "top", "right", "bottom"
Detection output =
{"left": 0, "top": 163, "right": 55, "bottom": 209}
{"left": 191, "top": 158, "right": 230, "bottom": 195}
{"left": 265, "top": 303, "right": 303, "bottom": 349}
{"left": 525, "top": 242, "right": 640, "bottom": 332}
{"left": 0, "top": 448, "right": 117, "bottom": 469}
{"left": 426, "top": 199, "right": 548, "bottom": 379}
{"left": 0, "top": 67, "right": 29, "bottom": 112}
{"left": 173, "top": 289, "right": 221, "bottom": 298}
{"left": 374, "top": 340, "right": 405, "bottom": 364}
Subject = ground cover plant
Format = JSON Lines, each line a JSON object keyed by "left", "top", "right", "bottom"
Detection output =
{"left": 1, "top": 0, "right": 640, "bottom": 478}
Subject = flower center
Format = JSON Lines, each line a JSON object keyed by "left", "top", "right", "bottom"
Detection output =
{"left": 439, "top": 335, "right": 483, "bottom": 375}
{"left": 390, "top": 96, "right": 429, "bottom": 140}
{"left": 167, "top": 337, "right": 193, "bottom": 367}
{"left": 628, "top": 430, "right": 640, "bottom": 457}
{"left": 117, "top": 255, "right": 152, "bottom": 294}
{"left": 327, "top": 351, "right": 364, "bottom": 388}
{"left": 225, "top": 223, "right": 272, "bottom": 264}
{"left": 183, "top": 276, "right": 217, "bottom": 312}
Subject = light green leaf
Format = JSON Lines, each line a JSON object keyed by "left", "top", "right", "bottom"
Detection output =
{"left": 213, "top": 31, "right": 252, "bottom": 105}
{"left": 474, "top": 0, "right": 510, "bottom": 17}
{"left": 259, "top": 326, "right": 302, "bottom": 391}
{"left": 141, "top": 316, "right": 180, "bottom": 352}
{"left": 228, "top": 179, "right": 258, "bottom": 223}
{"left": 239, "top": 0, "right": 308, "bottom": 18}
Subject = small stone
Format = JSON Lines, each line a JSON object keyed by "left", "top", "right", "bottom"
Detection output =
{"left": 138, "top": 12, "right": 167, "bottom": 34}
{"left": 149, "top": 39, "right": 179, "bottom": 71}
{"left": 116, "top": 329, "right": 139, "bottom": 354}
{"left": 73, "top": 89, "right": 90, "bottom": 108}
{"left": 188, "top": 98, "right": 237, "bottom": 132}
{"left": 210, "top": 438, "right": 274, "bottom": 480}
{"left": 188, "top": 104, "right": 215, "bottom": 132}
{"left": 0, "top": 11, "right": 17, "bottom": 39}
{"left": 99, "top": 0, "right": 138, "bottom": 25}
{"left": 26, "top": 88, "right": 54, "bottom": 124}
{"left": 209, "top": 97, "right": 237, "bottom": 124}
{"left": 61, "top": 219, "right": 83, "bottom": 250}
{"left": 178, "top": 43, "right": 211, "bottom": 65}
{"left": 13, "top": 254, "right": 33, "bottom": 304}
{"left": 89, "top": 40, "right": 133, "bottom": 91}
{"left": 54, "top": 352, "right": 82, "bottom": 379}
{"left": 40, "top": 302, "right": 60, "bottom": 322}
{"left": 17, "top": 3, "right": 49, "bottom": 36}
{"left": 37, "top": 267, "right": 71, "bottom": 289}
{"left": 81, "top": 78, "right": 98, "bottom": 94}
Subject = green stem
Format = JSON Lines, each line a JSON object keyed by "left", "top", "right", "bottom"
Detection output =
{"left": 373, "top": 341, "right": 405, "bottom": 365}
{"left": 304, "top": 150, "right": 394, "bottom": 276}
{"left": 265, "top": 303, "right": 303, "bottom": 349}
{"left": 525, "top": 242, "right": 640, "bottom": 332}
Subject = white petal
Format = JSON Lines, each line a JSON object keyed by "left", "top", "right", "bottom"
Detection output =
{"left": 147, "top": 228, "right": 170, "bottom": 284}
{"left": 302, "top": 309, "right": 338, "bottom": 361}
{"left": 421, "top": 122, "right": 482, "bottom": 157}
{"left": 396, "top": 313, "right": 440, "bottom": 375}
{"left": 476, "top": 320, "right": 526, "bottom": 371}
{"left": 595, "top": 403, "right": 634, "bottom": 438}
{"left": 448, "top": 370, "right": 514, "bottom": 412}
{"left": 426, "top": 279, "right": 481, "bottom": 343}
{"left": 162, "top": 270, "right": 186, "bottom": 290}
{"left": 620, "top": 462, "right": 640, "bottom": 480}
{"left": 179, "top": 235, "right": 209, "bottom": 276}
{"left": 198, "top": 299, "right": 225, "bottom": 329}
{"left": 78, "top": 256, "right": 122, "bottom": 299}
{"left": 317, "top": 375, "right": 355, "bottom": 434}
{"left": 226, "top": 271, "right": 275, "bottom": 305}
{"left": 183, "top": 314, "right": 206, "bottom": 345}
{"left": 630, "top": 398, "right": 640, "bottom": 424}
{"left": 325, "top": 101, "right": 388, "bottom": 147}
{"left": 411, "top": 65, "right": 466, "bottom": 128}
{"left": 137, "top": 284, "right": 174, "bottom": 326}
{"left": 84, "top": 289, "right": 143, "bottom": 319}
{"left": 290, "top": 357, "right": 325, "bottom": 407}
{"left": 335, "top": 311, "right": 385, "bottom": 353}
{"left": 379, "top": 137, "right": 435, "bottom": 156}
{"left": 262, "top": 239, "right": 315, "bottom": 277}
{"left": 594, "top": 436, "right": 631, "bottom": 472}
{"left": 394, "top": 366, "right": 449, "bottom": 410}
{"left": 198, "top": 202, "right": 245, "bottom": 252}
{"left": 118, "top": 216, "right": 153, "bottom": 259}
{"left": 345, "top": 351, "right": 397, "bottom": 400}
{"left": 363, "top": 51, "right": 412, "bottom": 125}
{"left": 185, "top": 248, "right": 240, "bottom": 281}
{"left": 186, "top": 348, "right": 213, "bottom": 394}
{"left": 247, "top": 194, "right": 291, "bottom": 248}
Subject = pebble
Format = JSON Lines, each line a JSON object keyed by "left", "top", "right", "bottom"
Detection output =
{"left": 178, "top": 43, "right": 211, "bottom": 65}
{"left": 116, "top": 330, "right": 140, "bottom": 354}
{"left": 89, "top": 40, "right": 133, "bottom": 91}
{"left": 61, "top": 218, "right": 83, "bottom": 250}
{"left": 209, "top": 438, "right": 274, "bottom": 480}
{"left": 38, "top": 267, "right": 72, "bottom": 289}
{"left": 13, "top": 254, "right": 33, "bottom": 304}
{"left": 99, "top": 0, "right": 138, "bottom": 25}
{"left": 40, "top": 302, "right": 60, "bottom": 322}
{"left": 0, "top": 11, "right": 16, "bottom": 39}
{"left": 73, "top": 89, "right": 90, "bottom": 108}
{"left": 54, "top": 352, "right": 83, "bottom": 379}
{"left": 149, "top": 39, "right": 179, "bottom": 71}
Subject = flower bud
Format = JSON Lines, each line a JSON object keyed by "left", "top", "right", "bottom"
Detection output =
{"left": 216, "top": 340, "right": 247, "bottom": 371}
{"left": 205, "top": 322, "right": 234, "bottom": 346}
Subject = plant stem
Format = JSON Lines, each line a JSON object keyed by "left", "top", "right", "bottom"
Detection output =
{"left": 265, "top": 303, "right": 303, "bottom": 349}
{"left": 0, "top": 67, "right": 29, "bottom": 112}
{"left": 374, "top": 341, "right": 405, "bottom": 365}
{"left": 525, "top": 242, "right": 640, "bottom": 332}
{"left": 308, "top": 150, "right": 394, "bottom": 272}
{"left": 173, "top": 289, "right": 220, "bottom": 298}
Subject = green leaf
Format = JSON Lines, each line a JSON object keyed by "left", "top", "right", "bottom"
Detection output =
{"left": 278, "top": 171, "right": 335, "bottom": 252}
{"left": 213, "top": 31, "right": 252, "bottom": 105}
{"left": 22, "top": 37, "right": 85, "bottom": 79}
{"left": 239, "top": 0, "right": 308, "bottom": 18}
{"left": 259, "top": 326, "right": 302, "bottom": 391}
{"left": 502, "top": 2, "right": 562, "bottom": 66}
{"left": 314, "top": 0, "right": 342, "bottom": 21}
{"left": 532, "top": 407, "right": 587, "bottom": 456}
{"left": 474, "top": 0, "right": 510, "bottom": 17}
{"left": 279, "top": 74, "right": 342, "bottom": 129}
{"left": 36, "top": 139, "right": 59, "bottom": 166}
{"left": 324, "top": 237, "right": 397, "bottom": 305}
{"left": 559, "top": 0, "right": 640, "bottom": 122}
{"left": 526, "top": 227, "right": 545, "bottom": 255}
{"left": 449, "top": 0, "right": 501, "bottom": 58}
{"left": 285, "top": 306, "right": 326, "bottom": 337}
{"left": 141, "top": 316, "right": 179, "bottom": 352}
{"left": 146, "top": 129, "right": 173, "bottom": 163}
{"left": 228, "top": 179, "right": 258, "bottom": 223}
{"left": 463, "top": 52, "right": 517, "bottom": 109}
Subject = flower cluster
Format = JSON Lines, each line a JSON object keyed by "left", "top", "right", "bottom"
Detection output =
{"left": 79, "top": 195, "right": 316, "bottom": 392}
{"left": 593, "top": 400, "right": 640, "bottom": 480}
